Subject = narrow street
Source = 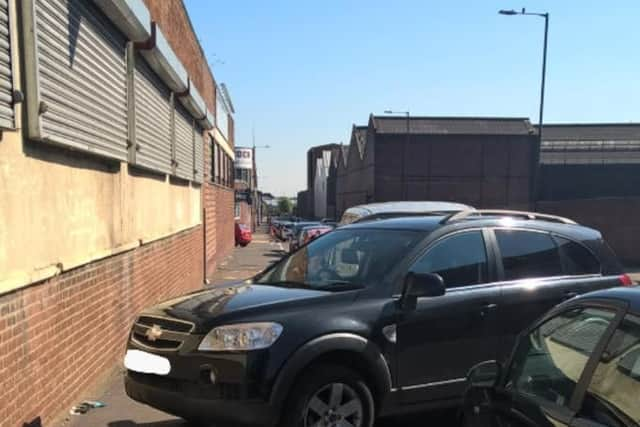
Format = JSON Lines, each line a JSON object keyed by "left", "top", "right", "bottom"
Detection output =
{"left": 57, "top": 227, "right": 456, "bottom": 427}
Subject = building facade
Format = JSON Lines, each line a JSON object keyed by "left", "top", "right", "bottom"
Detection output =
{"left": 335, "top": 115, "right": 537, "bottom": 216}
{"left": 234, "top": 146, "right": 258, "bottom": 229}
{"left": 0, "top": 1, "right": 235, "bottom": 425}
{"left": 536, "top": 124, "right": 640, "bottom": 264}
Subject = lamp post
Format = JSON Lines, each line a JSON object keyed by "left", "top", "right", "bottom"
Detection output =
{"left": 384, "top": 110, "right": 410, "bottom": 200}
{"left": 499, "top": 8, "right": 549, "bottom": 206}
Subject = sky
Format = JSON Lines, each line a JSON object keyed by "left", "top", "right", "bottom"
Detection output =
{"left": 184, "top": 0, "right": 640, "bottom": 197}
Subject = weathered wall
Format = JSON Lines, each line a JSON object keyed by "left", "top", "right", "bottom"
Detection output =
{"left": 537, "top": 197, "right": 640, "bottom": 265}
{"left": 0, "top": 227, "right": 203, "bottom": 427}
{"left": 374, "top": 134, "right": 533, "bottom": 210}
{"left": 0, "top": 134, "right": 201, "bottom": 293}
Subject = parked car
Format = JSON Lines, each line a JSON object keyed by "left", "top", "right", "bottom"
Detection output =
{"left": 301, "top": 224, "right": 334, "bottom": 245}
{"left": 287, "top": 221, "right": 322, "bottom": 252}
{"left": 235, "top": 223, "right": 252, "bottom": 247}
{"left": 464, "top": 285, "right": 638, "bottom": 427}
{"left": 124, "top": 209, "right": 630, "bottom": 427}
{"left": 338, "top": 201, "right": 473, "bottom": 225}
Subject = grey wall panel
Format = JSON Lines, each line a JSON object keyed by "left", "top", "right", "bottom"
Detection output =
{"left": 174, "top": 103, "right": 193, "bottom": 180}
{"left": 0, "top": 0, "right": 13, "bottom": 128}
{"left": 134, "top": 54, "right": 171, "bottom": 173}
{"left": 35, "top": 0, "right": 128, "bottom": 160}
{"left": 193, "top": 127, "right": 204, "bottom": 183}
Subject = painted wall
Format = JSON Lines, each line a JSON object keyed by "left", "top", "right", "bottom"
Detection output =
{"left": 0, "top": 130, "right": 201, "bottom": 293}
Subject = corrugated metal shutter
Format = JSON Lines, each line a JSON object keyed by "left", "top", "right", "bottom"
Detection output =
{"left": 35, "top": 0, "right": 128, "bottom": 160}
{"left": 193, "top": 126, "right": 204, "bottom": 183}
{"left": 0, "top": 0, "right": 13, "bottom": 128}
{"left": 134, "top": 53, "right": 171, "bottom": 173}
{"left": 174, "top": 103, "right": 193, "bottom": 180}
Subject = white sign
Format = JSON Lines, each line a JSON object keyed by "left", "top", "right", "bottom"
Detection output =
{"left": 235, "top": 147, "right": 253, "bottom": 169}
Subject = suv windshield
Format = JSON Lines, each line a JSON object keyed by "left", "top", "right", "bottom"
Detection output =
{"left": 256, "top": 229, "right": 425, "bottom": 290}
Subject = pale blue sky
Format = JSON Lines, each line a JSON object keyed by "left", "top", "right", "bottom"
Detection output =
{"left": 184, "top": 0, "right": 640, "bottom": 197}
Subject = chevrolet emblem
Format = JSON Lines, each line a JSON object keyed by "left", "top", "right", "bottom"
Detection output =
{"left": 146, "top": 324, "right": 163, "bottom": 342}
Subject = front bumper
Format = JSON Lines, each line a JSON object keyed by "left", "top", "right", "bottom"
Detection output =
{"left": 124, "top": 319, "right": 279, "bottom": 426}
{"left": 125, "top": 371, "right": 278, "bottom": 426}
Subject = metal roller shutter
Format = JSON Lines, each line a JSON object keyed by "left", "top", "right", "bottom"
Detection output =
{"left": 134, "top": 53, "right": 171, "bottom": 173}
{"left": 35, "top": 0, "right": 128, "bottom": 160}
{"left": 0, "top": 0, "right": 13, "bottom": 128}
{"left": 174, "top": 103, "right": 194, "bottom": 180}
{"left": 193, "top": 126, "right": 204, "bottom": 183}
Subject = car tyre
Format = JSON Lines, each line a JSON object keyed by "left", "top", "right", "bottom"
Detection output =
{"left": 282, "top": 364, "right": 375, "bottom": 427}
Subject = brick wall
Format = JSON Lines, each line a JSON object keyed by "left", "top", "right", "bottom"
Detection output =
{"left": 143, "top": 0, "right": 216, "bottom": 113}
{"left": 0, "top": 227, "right": 203, "bottom": 427}
{"left": 203, "top": 136, "right": 235, "bottom": 279}
{"left": 215, "top": 187, "right": 236, "bottom": 267}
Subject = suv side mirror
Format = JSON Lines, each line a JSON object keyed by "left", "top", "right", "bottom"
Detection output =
{"left": 467, "top": 360, "right": 501, "bottom": 389}
{"left": 401, "top": 272, "right": 445, "bottom": 310}
{"left": 341, "top": 248, "right": 359, "bottom": 264}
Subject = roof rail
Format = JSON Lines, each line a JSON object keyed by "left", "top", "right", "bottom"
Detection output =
{"left": 442, "top": 209, "right": 577, "bottom": 225}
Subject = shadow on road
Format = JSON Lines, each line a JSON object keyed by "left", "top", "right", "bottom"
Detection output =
{"left": 106, "top": 408, "right": 458, "bottom": 427}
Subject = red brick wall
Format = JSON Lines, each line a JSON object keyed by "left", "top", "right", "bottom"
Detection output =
{"left": 203, "top": 137, "right": 235, "bottom": 279}
{"left": 0, "top": 227, "right": 203, "bottom": 427}
{"left": 143, "top": 0, "right": 217, "bottom": 113}
{"left": 215, "top": 186, "right": 236, "bottom": 269}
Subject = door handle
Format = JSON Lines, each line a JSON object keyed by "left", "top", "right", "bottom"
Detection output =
{"left": 480, "top": 303, "right": 498, "bottom": 316}
{"left": 563, "top": 291, "right": 578, "bottom": 300}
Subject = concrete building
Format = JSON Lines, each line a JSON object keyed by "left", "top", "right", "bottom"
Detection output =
{"left": 234, "top": 146, "right": 259, "bottom": 229}
{"left": 0, "top": 1, "right": 235, "bottom": 425}
{"left": 302, "top": 143, "right": 340, "bottom": 218}
{"left": 335, "top": 114, "right": 537, "bottom": 216}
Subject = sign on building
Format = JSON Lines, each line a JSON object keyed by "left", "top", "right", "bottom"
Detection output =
{"left": 235, "top": 147, "right": 253, "bottom": 169}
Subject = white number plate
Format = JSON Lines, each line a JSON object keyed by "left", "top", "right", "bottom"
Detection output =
{"left": 124, "top": 349, "right": 171, "bottom": 375}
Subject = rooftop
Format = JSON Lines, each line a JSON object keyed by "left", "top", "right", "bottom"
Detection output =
{"left": 371, "top": 116, "right": 535, "bottom": 136}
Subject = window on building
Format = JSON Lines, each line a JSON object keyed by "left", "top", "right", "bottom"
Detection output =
{"left": 234, "top": 202, "right": 241, "bottom": 218}
{"left": 496, "top": 230, "right": 563, "bottom": 280}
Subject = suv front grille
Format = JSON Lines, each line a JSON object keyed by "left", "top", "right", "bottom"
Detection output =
{"left": 137, "top": 315, "right": 194, "bottom": 333}
{"left": 132, "top": 331, "right": 182, "bottom": 350}
{"left": 131, "top": 315, "right": 195, "bottom": 351}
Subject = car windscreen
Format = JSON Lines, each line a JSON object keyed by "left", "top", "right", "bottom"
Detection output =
{"left": 255, "top": 228, "right": 425, "bottom": 291}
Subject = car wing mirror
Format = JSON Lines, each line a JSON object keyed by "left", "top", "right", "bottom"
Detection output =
{"left": 341, "top": 248, "right": 359, "bottom": 264}
{"left": 468, "top": 360, "right": 502, "bottom": 389}
{"left": 401, "top": 272, "right": 445, "bottom": 310}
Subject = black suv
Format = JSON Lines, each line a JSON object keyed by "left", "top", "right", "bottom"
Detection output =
{"left": 124, "top": 210, "right": 629, "bottom": 427}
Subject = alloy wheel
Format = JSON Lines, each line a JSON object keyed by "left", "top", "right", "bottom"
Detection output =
{"left": 303, "top": 382, "right": 364, "bottom": 427}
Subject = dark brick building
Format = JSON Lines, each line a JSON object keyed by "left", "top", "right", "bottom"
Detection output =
{"left": 335, "top": 114, "right": 538, "bottom": 216}
{"left": 537, "top": 123, "right": 640, "bottom": 264}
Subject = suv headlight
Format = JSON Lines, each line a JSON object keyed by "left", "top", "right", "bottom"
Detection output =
{"left": 198, "top": 322, "right": 283, "bottom": 351}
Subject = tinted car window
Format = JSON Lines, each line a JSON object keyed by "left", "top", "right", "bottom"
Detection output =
{"left": 555, "top": 237, "right": 601, "bottom": 275}
{"left": 506, "top": 307, "right": 615, "bottom": 408}
{"left": 581, "top": 314, "right": 640, "bottom": 426}
{"left": 257, "top": 229, "right": 425, "bottom": 290}
{"left": 411, "top": 231, "right": 488, "bottom": 288}
{"left": 496, "top": 230, "right": 562, "bottom": 281}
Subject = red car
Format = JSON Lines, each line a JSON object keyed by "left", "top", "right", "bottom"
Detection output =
{"left": 234, "top": 223, "right": 252, "bottom": 247}
{"left": 302, "top": 225, "right": 333, "bottom": 245}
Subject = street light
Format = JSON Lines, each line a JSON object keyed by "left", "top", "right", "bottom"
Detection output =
{"left": 384, "top": 110, "right": 410, "bottom": 200}
{"left": 499, "top": 7, "right": 549, "bottom": 206}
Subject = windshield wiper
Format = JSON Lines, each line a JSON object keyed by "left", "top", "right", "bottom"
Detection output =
{"left": 313, "top": 282, "right": 365, "bottom": 292}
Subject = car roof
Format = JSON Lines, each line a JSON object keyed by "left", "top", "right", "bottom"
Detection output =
{"left": 574, "top": 287, "right": 640, "bottom": 314}
{"left": 340, "top": 214, "right": 602, "bottom": 241}
{"left": 345, "top": 201, "right": 472, "bottom": 216}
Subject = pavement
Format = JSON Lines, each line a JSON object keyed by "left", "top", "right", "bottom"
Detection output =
{"left": 56, "top": 226, "right": 457, "bottom": 427}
